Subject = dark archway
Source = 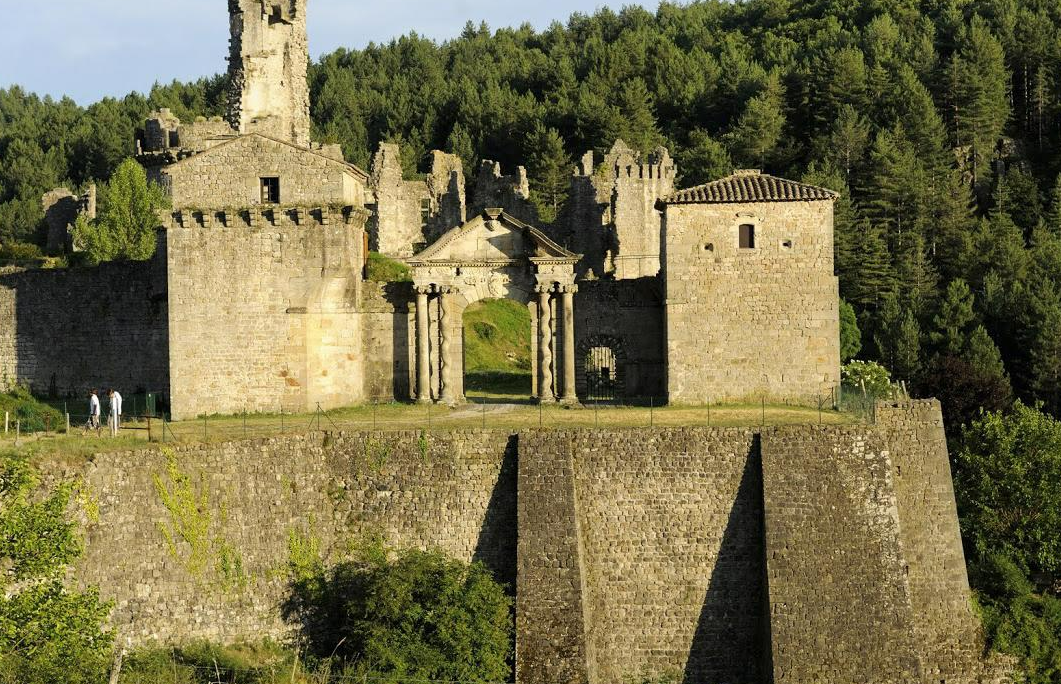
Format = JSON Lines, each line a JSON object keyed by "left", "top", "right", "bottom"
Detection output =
{"left": 463, "top": 298, "right": 534, "bottom": 404}
{"left": 577, "top": 334, "right": 628, "bottom": 402}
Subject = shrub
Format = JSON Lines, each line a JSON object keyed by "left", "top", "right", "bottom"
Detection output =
{"left": 0, "top": 385, "right": 63, "bottom": 433}
{"left": 840, "top": 360, "right": 893, "bottom": 396}
{"left": 0, "top": 241, "right": 43, "bottom": 261}
{"left": 285, "top": 543, "right": 514, "bottom": 683}
{"left": 0, "top": 453, "right": 113, "bottom": 684}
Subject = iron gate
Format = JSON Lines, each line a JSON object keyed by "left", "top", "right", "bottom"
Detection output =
{"left": 584, "top": 345, "right": 619, "bottom": 402}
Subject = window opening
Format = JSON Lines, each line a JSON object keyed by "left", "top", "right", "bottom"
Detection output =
{"left": 739, "top": 224, "right": 756, "bottom": 249}
{"left": 260, "top": 177, "right": 280, "bottom": 204}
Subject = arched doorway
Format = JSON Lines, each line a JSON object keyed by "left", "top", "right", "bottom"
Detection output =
{"left": 463, "top": 298, "right": 534, "bottom": 403}
{"left": 578, "top": 335, "right": 627, "bottom": 403}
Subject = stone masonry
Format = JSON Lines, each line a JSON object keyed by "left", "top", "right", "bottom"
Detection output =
{"left": 56, "top": 402, "right": 1004, "bottom": 683}
{"left": 660, "top": 172, "right": 842, "bottom": 404}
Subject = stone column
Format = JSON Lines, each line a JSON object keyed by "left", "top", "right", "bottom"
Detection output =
{"left": 439, "top": 288, "right": 460, "bottom": 406}
{"left": 538, "top": 286, "right": 556, "bottom": 403}
{"left": 415, "top": 287, "right": 431, "bottom": 404}
{"left": 561, "top": 285, "right": 578, "bottom": 404}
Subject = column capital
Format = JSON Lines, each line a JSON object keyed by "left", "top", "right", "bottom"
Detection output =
{"left": 535, "top": 283, "right": 556, "bottom": 295}
{"left": 560, "top": 284, "right": 579, "bottom": 295}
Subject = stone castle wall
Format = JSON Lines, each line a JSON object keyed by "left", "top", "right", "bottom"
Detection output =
{"left": 165, "top": 208, "right": 368, "bottom": 419}
{"left": 68, "top": 431, "right": 516, "bottom": 646}
{"left": 662, "top": 200, "right": 841, "bottom": 404}
{"left": 160, "top": 135, "right": 366, "bottom": 210}
{"left": 56, "top": 402, "right": 997, "bottom": 683}
{"left": 0, "top": 258, "right": 169, "bottom": 402}
{"left": 574, "top": 278, "right": 666, "bottom": 399}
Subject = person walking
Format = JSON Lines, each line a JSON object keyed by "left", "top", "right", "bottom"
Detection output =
{"left": 113, "top": 389, "right": 123, "bottom": 431}
{"left": 107, "top": 389, "right": 118, "bottom": 438}
{"left": 86, "top": 389, "right": 101, "bottom": 435}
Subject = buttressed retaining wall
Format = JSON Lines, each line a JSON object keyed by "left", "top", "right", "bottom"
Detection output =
{"left": 63, "top": 402, "right": 1000, "bottom": 682}
{"left": 0, "top": 258, "right": 169, "bottom": 399}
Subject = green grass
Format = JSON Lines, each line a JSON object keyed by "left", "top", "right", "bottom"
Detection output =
{"left": 0, "top": 386, "right": 64, "bottom": 433}
{"left": 365, "top": 252, "right": 411, "bottom": 282}
{"left": 463, "top": 299, "right": 533, "bottom": 398}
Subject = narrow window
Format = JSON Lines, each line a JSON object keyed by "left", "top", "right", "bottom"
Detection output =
{"left": 420, "top": 198, "right": 431, "bottom": 226}
{"left": 739, "top": 224, "right": 756, "bottom": 249}
{"left": 260, "top": 177, "right": 280, "bottom": 204}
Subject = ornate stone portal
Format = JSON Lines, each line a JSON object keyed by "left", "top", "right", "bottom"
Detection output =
{"left": 407, "top": 209, "right": 581, "bottom": 405}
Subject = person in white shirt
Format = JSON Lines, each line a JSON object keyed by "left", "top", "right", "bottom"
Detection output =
{"left": 107, "top": 389, "right": 119, "bottom": 437}
{"left": 113, "top": 389, "right": 123, "bottom": 430}
{"left": 87, "top": 390, "right": 101, "bottom": 435}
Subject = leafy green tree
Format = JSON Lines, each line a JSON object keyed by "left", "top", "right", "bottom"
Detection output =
{"left": 956, "top": 403, "right": 1061, "bottom": 586}
{"left": 74, "top": 159, "right": 168, "bottom": 265}
{"left": 679, "top": 129, "right": 732, "bottom": 186}
{"left": 875, "top": 295, "right": 922, "bottom": 381}
{"left": 839, "top": 299, "right": 862, "bottom": 361}
{"left": 951, "top": 19, "right": 1011, "bottom": 188}
{"left": 0, "top": 454, "right": 113, "bottom": 684}
{"left": 524, "top": 124, "right": 570, "bottom": 224}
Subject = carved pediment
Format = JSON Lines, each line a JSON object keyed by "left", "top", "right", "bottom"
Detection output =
{"left": 408, "top": 209, "right": 580, "bottom": 266}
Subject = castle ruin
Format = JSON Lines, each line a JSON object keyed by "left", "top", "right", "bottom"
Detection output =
{"left": 0, "top": 5, "right": 1006, "bottom": 681}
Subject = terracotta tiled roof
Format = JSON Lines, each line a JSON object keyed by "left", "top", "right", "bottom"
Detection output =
{"left": 658, "top": 170, "right": 839, "bottom": 205}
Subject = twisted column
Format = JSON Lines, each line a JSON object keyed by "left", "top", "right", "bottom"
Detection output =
{"left": 415, "top": 287, "right": 432, "bottom": 404}
{"left": 538, "top": 285, "right": 556, "bottom": 403}
{"left": 561, "top": 285, "right": 578, "bottom": 404}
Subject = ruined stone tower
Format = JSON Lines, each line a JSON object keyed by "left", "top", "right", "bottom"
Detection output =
{"left": 227, "top": 0, "right": 311, "bottom": 147}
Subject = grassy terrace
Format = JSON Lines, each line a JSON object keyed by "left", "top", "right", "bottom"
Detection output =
{"left": 0, "top": 400, "right": 858, "bottom": 464}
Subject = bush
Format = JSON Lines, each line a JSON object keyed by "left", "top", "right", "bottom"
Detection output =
{"left": 0, "top": 454, "right": 113, "bottom": 684}
{"left": 285, "top": 542, "right": 514, "bottom": 683}
{"left": 0, "top": 241, "right": 43, "bottom": 261}
{"left": 840, "top": 360, "right": 893, "bottom": 396}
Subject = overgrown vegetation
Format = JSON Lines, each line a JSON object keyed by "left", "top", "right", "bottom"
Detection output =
{"left": 364, "top": 251, "right": 411, "bottom": 282}
{"left": 0, "top": 384, "right": 64, "bottom": 433}
{"left": 0, "top": 453, "right": 113, "bottom": 684}
{"left": 282, "top": 540, "right": 513, "bottom": 683}
{"left": 956, "top": 403, "right": 1061, "bottom": 682}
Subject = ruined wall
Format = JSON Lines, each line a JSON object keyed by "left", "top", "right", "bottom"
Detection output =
{"left": 227, "top": 0, "right": 311, "bottom": 147}
{"left": 69, "top": 431, "right": 516, "bottom": 645}
{"left": 369, "top": 144, "right": 467, "bottom": 258}
{"left": 574, "top": 279, "right": 665, "bottom": 400}
{"left": 165, "top": 207, "right": 367, "bottom": 419}
{"left": 471, "top": 160, "right": 537, "bottom": 224}
{"left": 662, "top": 199, "right": 840, "bottom": 404}
{"left": 0, "top": 257, "right": 169, "bottom": 400}
{"left": 564, "top": 142, "right": 675, "bottom": 280}
{"left": 161, "top": 135, "right": 367, "bottom": 210}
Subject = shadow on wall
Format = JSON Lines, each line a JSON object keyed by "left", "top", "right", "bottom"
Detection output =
{"left": 385, "top": 282, "right": 412, "bottom": 401}
{"left": 684, "top": 437, "right": 768, "bottom": 684}
{"left": 472, "top": 434, "right": 519, "bottom": 591}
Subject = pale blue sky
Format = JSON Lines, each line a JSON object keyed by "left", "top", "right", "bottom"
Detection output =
{"left": 2, "top": 1, "right": 658, "bottom": 105}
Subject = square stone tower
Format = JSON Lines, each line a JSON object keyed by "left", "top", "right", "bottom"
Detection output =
{"left": 227, "top": 0, "right": 311, "bottom": 148}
